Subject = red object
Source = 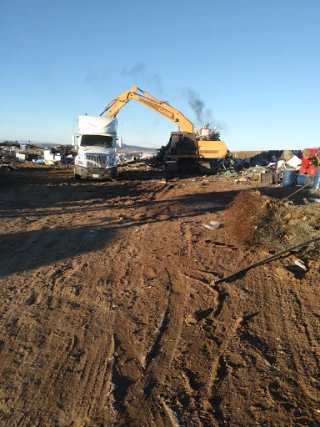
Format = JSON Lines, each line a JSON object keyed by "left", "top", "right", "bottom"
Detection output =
{"left": 307, "top": 165, "right": 317, "bottom": 175}
{"left": 299, "top": 166, "right": 308, "bottom": 174}
{"left": 302, "top": 148, "right": 319, "bottom": 159}
{"left": 301, "top": 158, "right": 312, "bottom": 168}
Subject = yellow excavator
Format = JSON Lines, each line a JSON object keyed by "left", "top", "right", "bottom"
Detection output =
{"left": 100, "top": 86, "right": 228, "bottom": 173}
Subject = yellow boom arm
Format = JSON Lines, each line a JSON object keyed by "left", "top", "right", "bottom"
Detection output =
{"left": 101, "top": 86, "right": 194, "bottom": 134}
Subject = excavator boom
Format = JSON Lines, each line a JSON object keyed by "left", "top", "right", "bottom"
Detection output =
{"left": 101, "top": 86, "right": 228, "bottom": 165}
{"left": 101, "top": 87, "right": 194, "bottom": 134}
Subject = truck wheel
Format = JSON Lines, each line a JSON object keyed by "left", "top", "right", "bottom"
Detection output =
{"left": 74, "top": 173, "right": 81, "bottom": 180}
{"left": 110, "top": 167, "right": 118, "bottom": 179}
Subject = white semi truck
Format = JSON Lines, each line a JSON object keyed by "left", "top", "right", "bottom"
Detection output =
{"left": 72, "top": 115, "right": 122, "bottom": 180}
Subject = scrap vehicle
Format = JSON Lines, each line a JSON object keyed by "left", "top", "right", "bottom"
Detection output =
{"left": 72, "top": 115, "right": 122, "bottom": 180}
{"left": 100, "top": 87, "right": 228, "bottom": 173}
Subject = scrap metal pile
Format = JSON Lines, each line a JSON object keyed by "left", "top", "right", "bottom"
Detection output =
{"left": 220, "top": 147, "right": 320, "bottom": 190}
{"left": 0, "top": 145, "right": 17, "bottom": 170}
{"left": 0, "top": 143, "right": 76, "bottom": 172}
{"left": 194, "top": 124, "right": 221, "bottom": 141}
{"left": 0, "top": 158, "right": 16, "bottom": 171}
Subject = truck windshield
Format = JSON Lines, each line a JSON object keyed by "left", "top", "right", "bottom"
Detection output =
{"left": 81, "top": 135, "right": 113, "bottom": 147}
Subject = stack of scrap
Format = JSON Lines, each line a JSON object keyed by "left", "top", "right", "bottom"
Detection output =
{"left": 195, "top": 124, "right": 221, "bottom": 141}
{"left": 300, "top": 147, "right": 320, "bottom": 175}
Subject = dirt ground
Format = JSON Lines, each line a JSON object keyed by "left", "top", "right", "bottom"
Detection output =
{"left": 1, "top": 163, "right": 320, "bottom": 427}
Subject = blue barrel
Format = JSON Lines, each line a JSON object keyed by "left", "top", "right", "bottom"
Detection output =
{"left": 297, "top": 174, "right": 314, "bottom": 186}
{"left": 312, "top": 169, "right": 320, "bottom": 189}
{"left": 282, "top": 169, "right": 296, "bottom": 187}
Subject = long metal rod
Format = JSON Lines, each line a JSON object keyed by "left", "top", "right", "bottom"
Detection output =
{"left": 212, "top": 236, "right": 320, "bottom": 285}
{"left": 282, "top": 181, "right": 313, "bottom": 200}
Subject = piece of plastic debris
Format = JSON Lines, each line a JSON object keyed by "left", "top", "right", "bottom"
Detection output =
{"left": 276, "top": 160, "right": 286, "bottom": 170}
{"left": 44, "top": 159, "right": 56, "bottom": 166}
{"left": 202, "top": 221, "right": 221, "bottom": 230}
{"left": 264, "top": 358, "right": 272, "bottom": 367}
{"left": 286, "top": 155, "right": 302, "bottom": 168}
{"left": 209, "top": 221, "right": 221, "bottom": 229}
{"left": 294, "top": 259, "right": 307, "bottom": 271}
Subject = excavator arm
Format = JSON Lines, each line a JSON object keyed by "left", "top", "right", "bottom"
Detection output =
{"left": 100, "top": 86, "right": 194, "bottom": 134}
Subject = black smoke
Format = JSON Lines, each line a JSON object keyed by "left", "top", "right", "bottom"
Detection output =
{"left": 184, "top": 88, "right": 214, "bottom": 125}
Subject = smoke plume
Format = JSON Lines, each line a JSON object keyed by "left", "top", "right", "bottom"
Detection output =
{"left": 184, "top": 88, "right": 214, "bottom": 125}
{"left": 186, "top": 89, "right": 205, "bottom": 123}
{"left": 122, "top": 62, "right": 163, "bottom": 95}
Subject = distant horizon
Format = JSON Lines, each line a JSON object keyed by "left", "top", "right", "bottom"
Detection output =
{"left": 1, "top": 138, "right": 303, "bottom": 155}
{"left": 0, "top": 139, "right": 158, "bottom": 151}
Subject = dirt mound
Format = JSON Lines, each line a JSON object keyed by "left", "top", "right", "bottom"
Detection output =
{"left": 225, "top": 190, "right": 320, "bottom": 251}
{"left": 225, "top": 191, "right": 280, "bottom": 246}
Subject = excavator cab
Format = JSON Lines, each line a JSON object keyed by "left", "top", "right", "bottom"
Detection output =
{"left": 168, "top": 132, "right": 198, "bottom": 156}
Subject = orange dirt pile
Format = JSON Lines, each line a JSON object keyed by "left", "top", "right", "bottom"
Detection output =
{"left": 224, "top": 191, "right": 276, "bottom": 245}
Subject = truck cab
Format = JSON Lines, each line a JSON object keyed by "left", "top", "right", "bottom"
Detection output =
{"left": 73, "top": 115, "right": 122, "bottom": 180}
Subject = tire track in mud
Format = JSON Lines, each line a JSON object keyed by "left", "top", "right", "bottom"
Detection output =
{"left": 173, "top": 223, "right": 244, "bottom": 425}
{"left": 203, "top": 315, "right": 244, "bottom": 396}
{"left": 177, "top": 232, "right": 287, "bottom": 426}
{"left": 104, "top": 183, "right": 190, "bottom": 425}
{"left": 184, "top": 259, "right": 320, "bottom": 427}
{"left": 144, "top": 268, "right": 186, "bottom": 387}
{"left": 198, "top": 315, "right": 243, "bottom": 426}
{"left": 232, "top": 265, "right": 320, "bottom": 425}
{"left": 288, "top": 288, "right": 320, "bottom": 372}
{"left": 110, "top": 263, "right": 188, "bottom": 425}
{"left": 271, "top": 274, "right": 320, "bottom": 403}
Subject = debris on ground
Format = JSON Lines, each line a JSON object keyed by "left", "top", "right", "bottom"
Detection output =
{"left": 294, "top": 259, "right": 307, "bottom": 270}
{"left": 0, "top": 159, "right": 17, "bottom": 170}
{"left": 202, "top": 220, "right": 221, "bottom": 230}
{"left": 213, "top": 236, "right": 320, "bottom": 285}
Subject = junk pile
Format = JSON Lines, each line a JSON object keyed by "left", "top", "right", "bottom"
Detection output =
{"left": 42, "top": 145, "right": 74, "bottom": 165}
{"left": 279, "top": 147, "right": 320, "bottom": 189}
{"left": 13, "top": 144, "right": 75, "bottom": 166}
{"left": 0, "top": 158, "right": 16, "bottom": 171}
{"left": 195, "top": 124, "right": 221, "bottom": 141}
{"left": 0, "top": 141, "right": 20, "bottom": 148}
{"left": 213, "top": 150, "right": 301, "bottom": 183}
{"left": 0, "top": 145, "right": 17, "bottom": 170}
{"left": 225, "top": 191, "right": 320, "bottom": 253}
{"left": 217, "top": 148, "right": 320, "bottom": 189}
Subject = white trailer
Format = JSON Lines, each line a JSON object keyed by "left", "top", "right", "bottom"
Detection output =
{"left": 72, "top": 115, "right": 122, "bottom": 180}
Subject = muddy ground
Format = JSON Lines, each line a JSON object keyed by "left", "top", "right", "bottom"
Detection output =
{"left": 0, "top": 164, "right": 320, "bottom": 427}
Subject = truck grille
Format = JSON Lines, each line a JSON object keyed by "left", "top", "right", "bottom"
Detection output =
{"left": 85, "top": 154, "right": 108, "bottom": 168}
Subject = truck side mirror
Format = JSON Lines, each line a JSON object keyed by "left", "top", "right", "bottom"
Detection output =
{"left": 72, "top": 135, "right": 79, "bottom": 146}
{"left": 116, "top": 137, "right": 123, "bottom": 148}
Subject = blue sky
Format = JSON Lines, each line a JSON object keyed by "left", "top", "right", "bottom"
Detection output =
{"left": 1, "top": 0, "right": 319, "bottom": 150}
